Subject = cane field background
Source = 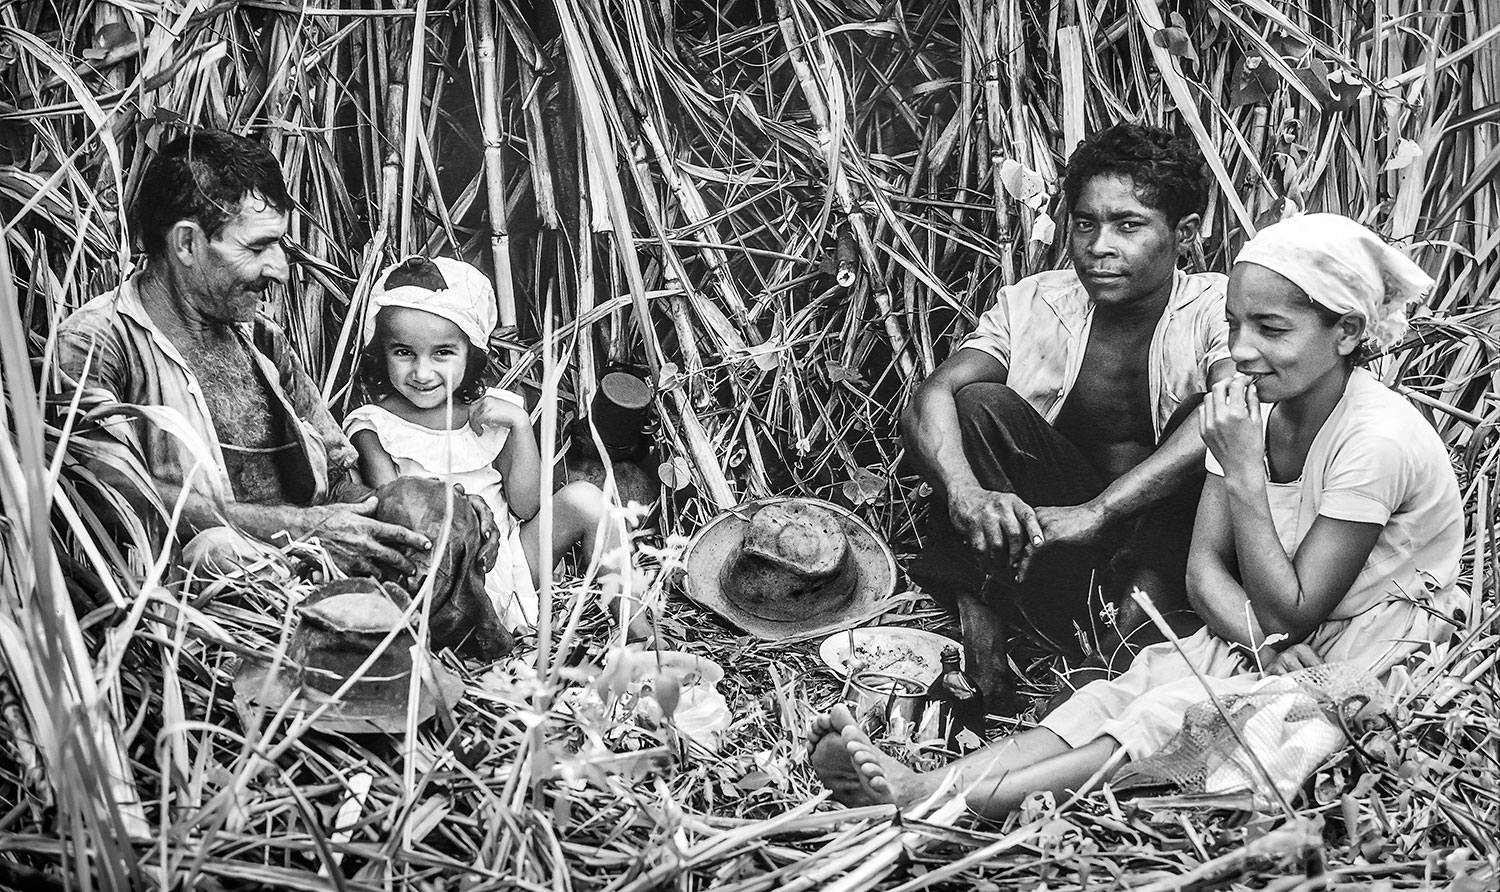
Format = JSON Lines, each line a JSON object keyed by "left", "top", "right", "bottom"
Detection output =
{"left": 2, "top": 0, "right": 1499, "bottom": 888}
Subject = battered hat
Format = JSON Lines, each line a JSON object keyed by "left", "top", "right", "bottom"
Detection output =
{"left": 681, "top": 497, "right": 897, "bottom": 641}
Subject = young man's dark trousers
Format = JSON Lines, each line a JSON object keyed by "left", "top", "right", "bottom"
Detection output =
{"left": 906, "top": 382, "right": 1206, "bottom": 706}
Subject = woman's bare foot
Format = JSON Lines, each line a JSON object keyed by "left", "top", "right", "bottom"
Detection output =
{"left": 807, "top": 704, "right": 920, "bottom": 807}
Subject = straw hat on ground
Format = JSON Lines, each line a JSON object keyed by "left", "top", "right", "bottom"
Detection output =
{"left": 681, "top": 497, "right": 897, "bottom": 641}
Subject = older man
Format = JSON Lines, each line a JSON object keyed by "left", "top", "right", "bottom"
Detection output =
{"left": 58, "top": 131, "right": 434, "bottom": 579}
{"left": 903, "top": 124, "right": 1235, "bottom": 704}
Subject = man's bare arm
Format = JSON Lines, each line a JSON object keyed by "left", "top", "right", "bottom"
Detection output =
{"left": 161, "top": 482, "right": 429, "bottom": 577}
{"left": 901, "top": 350, "right": 1041, "bottom": 567}
{"left": 1026, "top": 358, "right": 1235, "bottom": 564}
{"left": 901, "top": 349, "right": 1007, "bottom": 493}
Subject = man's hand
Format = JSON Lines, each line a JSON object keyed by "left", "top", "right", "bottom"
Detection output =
{"left": 305, "top": 497, "right": 431, "bottom": 578}
{"left": 468, "top": 394, "right": 528, "bottom": 436}
{"left": 1018, "top": 502, "right": 1107, "bottom": 580}
{"left": 1264, "top": 643, "right": 1323, "bottom": 675}
{"left": 458, "top": 483, "right": 501, "bottom": 573}
{"left": 1202, "top": 374, "right": 1266, "bottom": 478}
{"left": 948, "top": 485, "right": 1043, "bottom": 569}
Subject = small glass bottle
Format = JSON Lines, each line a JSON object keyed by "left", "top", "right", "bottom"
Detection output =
{"left": 925, "top": 645, "right": 986, "bottom": 751}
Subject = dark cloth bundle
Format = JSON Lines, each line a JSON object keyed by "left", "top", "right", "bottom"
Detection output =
{"left": 373, "top": 477, "right": 513, "bottom": 660}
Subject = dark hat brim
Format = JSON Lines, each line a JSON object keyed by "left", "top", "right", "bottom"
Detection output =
{"left": 680, "top": 497, "right": 898, "bottom": 641}
{"left": 231, "top": 655, "right": 464, "bottom": 735}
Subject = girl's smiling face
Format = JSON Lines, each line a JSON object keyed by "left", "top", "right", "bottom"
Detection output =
{"left": 1226, "top": 262, "right": 1363, "bottom": 404}
{"left": 379, "top": 307, "right": 472, "bottom": 411}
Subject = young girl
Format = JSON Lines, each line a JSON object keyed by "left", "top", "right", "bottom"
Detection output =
{"left": 345, "top": 256, "right": 628, "bottom": 634}
{"left": 810, "top": 214, "right": 1465, "bottom": 815}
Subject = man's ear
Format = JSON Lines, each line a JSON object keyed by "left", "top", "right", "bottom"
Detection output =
{"left": 1174, "top": 212, "right": 1203, "bottom": 248}
{"left": 164, "top": 220, "right": 203, "bottom": 267}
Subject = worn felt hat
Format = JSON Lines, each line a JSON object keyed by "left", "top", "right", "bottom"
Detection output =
{"left": 232, "top": 577, "right": 463, "bottom": 734}
{"left": 681, "top": 497, "right": 897, "bottom": 641}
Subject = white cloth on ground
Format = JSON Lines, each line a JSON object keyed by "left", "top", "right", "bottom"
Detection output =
{"left": 345, "top": 388, "right": 537, "bottom": 630}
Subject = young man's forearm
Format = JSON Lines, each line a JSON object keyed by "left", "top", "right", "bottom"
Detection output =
{"left": 901, "top": 388, "right": 981, "bottom": 499}
{"left": 1088, "top": 418, "right": 1206, "bottom": 527}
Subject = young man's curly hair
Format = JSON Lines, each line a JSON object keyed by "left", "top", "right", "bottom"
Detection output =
{"left": 1062, "top": 123, "right": 1209, "bottom": 226}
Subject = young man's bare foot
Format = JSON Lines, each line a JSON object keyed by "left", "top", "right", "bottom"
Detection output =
{"left": 808, "top": 704, "right": 921, "bottom": 807}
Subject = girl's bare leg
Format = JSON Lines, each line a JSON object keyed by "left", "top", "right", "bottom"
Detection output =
{"left": 521, "top": 482, "right": 644, "bottom": 634}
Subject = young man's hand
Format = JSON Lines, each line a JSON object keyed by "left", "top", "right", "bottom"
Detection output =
{"left": 1018, "top": 502, "right": 1108, "bottom": 579}
{"left": 947, "top": 485, "right": 1043, "bottom": 570}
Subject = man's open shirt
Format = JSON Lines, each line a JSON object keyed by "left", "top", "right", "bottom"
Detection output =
{"left": 960, "top": 268, "right": 1230, "bottom": 442}
{"left": 55, "top": 274, "right": 358, "bottom": 506}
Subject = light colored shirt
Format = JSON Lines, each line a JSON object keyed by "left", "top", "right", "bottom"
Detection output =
{"left": 56, "top": 274, "right": 357, "bottom": 505}
{"left": 1206, "top": 368, "right": 1463, "bottom": 621}
{"left": 960, "top": 268, "right": 1230, "bottom": 440}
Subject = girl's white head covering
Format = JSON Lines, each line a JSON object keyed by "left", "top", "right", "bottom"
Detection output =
{"left": 1234, "top": 213, "right": 1433, "bottom": 351}
{"left": 364, "top": 256, "right": 497, "bottom": 350}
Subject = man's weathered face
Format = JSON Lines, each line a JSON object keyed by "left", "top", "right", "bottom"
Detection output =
{"left": 189, "top": 192, "right": 289, "bottom": 325}
{"left": 1067, "top": 174, "right": 1194, "bottom": 309}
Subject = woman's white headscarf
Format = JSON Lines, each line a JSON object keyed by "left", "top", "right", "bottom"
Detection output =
{"left": 1235, "top": 213, "right": 1433, "bottom": 352}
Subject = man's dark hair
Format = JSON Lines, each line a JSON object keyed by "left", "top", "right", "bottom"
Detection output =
{"left": 131, "top": 130, "right": 291, "bottom": 256}
{"left": 1062, "top": 123, "right": 1209, "bottom": 226}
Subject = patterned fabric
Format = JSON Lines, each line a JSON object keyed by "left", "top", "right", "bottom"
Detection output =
{"left": 960, "top": 269, "right": 1230, "bottom": 440}
{"left": 56, "top": 274, "right": 358, "bottom": 505}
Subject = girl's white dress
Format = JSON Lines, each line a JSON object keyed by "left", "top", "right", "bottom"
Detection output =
{"left": 1042, "top": 369, "right": 1466, "bottom": 758}
{"left": 345, "top": 388, "right": 538, "bottom": 630}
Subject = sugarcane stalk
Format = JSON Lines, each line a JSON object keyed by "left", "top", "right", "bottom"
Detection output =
{"left": 397, "top": 0, "right": 429, "bottom": 252}
{"left": 774, "top": 0, "right": 913, "bottom": 378}
{"left": 552, "top": 0, "right": 735, "bottom": 508}
{"left": 473, "top": 0, "right": 519, "bottom": 331}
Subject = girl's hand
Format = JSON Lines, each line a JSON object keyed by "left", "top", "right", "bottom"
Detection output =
{"left": 1201, "top": 373, "right": 1266, "bottom": 477}
{"left": 469, "top": 395, "right": 528, "bottom": 436}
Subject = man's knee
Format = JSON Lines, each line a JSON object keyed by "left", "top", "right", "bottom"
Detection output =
{"left": 182, "top": 526, "right": 287, "bottom": 584}
{"left": 952, "top": 382, "right": 1030, "bottom": 432}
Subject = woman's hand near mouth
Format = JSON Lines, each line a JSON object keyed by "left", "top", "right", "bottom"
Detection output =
{"left": 1201, "top": 373, "right": 1267, "bottom": 479}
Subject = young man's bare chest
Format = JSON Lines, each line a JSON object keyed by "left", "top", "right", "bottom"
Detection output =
{"left": 1052, "top": 313, "right": 1159, "bottom": 482}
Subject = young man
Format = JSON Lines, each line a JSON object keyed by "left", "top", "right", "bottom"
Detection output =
{"left": 902, "top": 123, "right": 1235, "bottom": 703}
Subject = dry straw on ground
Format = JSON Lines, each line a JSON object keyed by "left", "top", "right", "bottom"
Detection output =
{"left": 1, "top": 0, "right": 1498, "bottom": 889}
